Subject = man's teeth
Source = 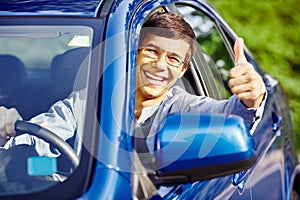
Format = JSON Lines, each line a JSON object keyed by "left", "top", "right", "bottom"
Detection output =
{"left": 145, "top": 72, "right": 164, "bottom": 81}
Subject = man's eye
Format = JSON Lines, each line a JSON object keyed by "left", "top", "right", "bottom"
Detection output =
{"left": 146, "top": 48, "right": 158, "bottom": 55}
{"left": 168, "top": 56, "right": 181, "bottom": 64}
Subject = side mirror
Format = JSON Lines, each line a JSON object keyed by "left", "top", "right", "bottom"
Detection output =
{"left": 151, "top": 113, "right": 257, "bottom": 186}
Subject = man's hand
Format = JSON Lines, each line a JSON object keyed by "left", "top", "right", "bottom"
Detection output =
{"left": 0, "top": 106, "right": 22, "bottom": 139}
{"left": 229, "top": 38, "right": 266, "bottom": 108}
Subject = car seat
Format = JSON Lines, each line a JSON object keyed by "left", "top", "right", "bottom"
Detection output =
{"left": 0, "top": 55, "right": 26, "bottom": 109}
{"left": 51, "top": 47, "right": 89, "bottom": 100}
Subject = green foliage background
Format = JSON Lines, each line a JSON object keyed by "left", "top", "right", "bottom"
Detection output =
{"left": 208, "top": 0, "right": 300, "bottom": 152}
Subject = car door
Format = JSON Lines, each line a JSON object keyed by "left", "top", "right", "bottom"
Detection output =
{"left": 172, "top": 3, "right": 287, "bottom": 200}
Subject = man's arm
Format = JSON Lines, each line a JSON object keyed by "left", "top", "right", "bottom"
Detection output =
{"left": 0, "top": 94, "right": 78, "bottom": 157}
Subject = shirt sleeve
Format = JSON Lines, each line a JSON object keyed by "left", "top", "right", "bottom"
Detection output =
{"left": 247, "top": 92, "right": 267, "bottom": 134}
{"left": 172, "top": 87, "right": 267, "bottom": 133}
{"left": 2, "top": 94, "right": 77, "bottom": 157}
{"left": 205, "top": 92, "right": 267, "bottom": 134}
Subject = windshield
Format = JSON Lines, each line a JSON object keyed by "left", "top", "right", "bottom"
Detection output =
{"left": 0, "top": 25, "right": 93, "bottom": 194}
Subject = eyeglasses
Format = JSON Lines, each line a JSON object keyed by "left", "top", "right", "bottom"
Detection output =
{"left": 139, "top": 45, "right": 185, "bottom": 68}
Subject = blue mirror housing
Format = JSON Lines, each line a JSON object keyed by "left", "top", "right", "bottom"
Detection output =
{"left": 152, "top": 113, "right": 257, "bottom": 186}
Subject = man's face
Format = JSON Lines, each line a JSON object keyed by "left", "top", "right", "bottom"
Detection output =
{"left": 136, "top": 33, "right": 190, "bottom": 101}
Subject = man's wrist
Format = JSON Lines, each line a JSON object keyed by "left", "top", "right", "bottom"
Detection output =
{"left": 242, "top": 91, "right": 266, "bottom": 108}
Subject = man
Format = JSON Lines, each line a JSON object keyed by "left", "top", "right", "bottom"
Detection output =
{"left": 134, "top": 12, "right": 265, "bottom": 152}
{"left": 0, "top": 12, "right": 266, "bottom": 157}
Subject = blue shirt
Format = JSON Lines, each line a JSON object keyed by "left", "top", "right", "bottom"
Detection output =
{"left": 136, "top": 86, "right": 265, "bottom": 151}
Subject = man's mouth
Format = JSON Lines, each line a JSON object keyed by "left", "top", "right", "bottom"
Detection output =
{"left": 144, "top": 71, "right": 168, "bottom": 86}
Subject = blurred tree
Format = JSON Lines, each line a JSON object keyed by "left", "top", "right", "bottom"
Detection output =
{"left": 208, "top": 0, "right": 300, "bottom": 152}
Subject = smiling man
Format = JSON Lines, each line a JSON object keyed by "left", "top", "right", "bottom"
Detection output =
{"left": 133, "top": 12, "right": 266, "bottom": 152}
{"left": 135, "top": 12, "right": 197, "bottom": 119}
{"left": 135, "top": 34, "right": 191, "bottom": 118}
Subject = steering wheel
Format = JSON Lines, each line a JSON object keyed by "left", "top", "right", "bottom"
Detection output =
{"left": 15, "top": 120, "right": 79, "bottom": 168}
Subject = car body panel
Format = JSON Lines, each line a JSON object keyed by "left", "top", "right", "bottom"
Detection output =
{"left": 0, "top": 0, "right": 104, "bottom": 17}
{"left": 0, "top": 0, "right": 298, "bottom": 199}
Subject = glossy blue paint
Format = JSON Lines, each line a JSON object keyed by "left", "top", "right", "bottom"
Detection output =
{"left": 80, "top": 165, "right": 131, "bottom": 200}
{"left": 154, "top": 113, "right": 255, "bottom": 171}
{"left": 82, "top": 1, "right": 136, "bottom": 199}
{"left": 0, "top": 0, "right": 299, "bottom": 199}
{"left": 0, "top": 0, "right": 104, "bottom": 17}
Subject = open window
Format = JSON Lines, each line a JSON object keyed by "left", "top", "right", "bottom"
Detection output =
{"left": 175, "top": 4, "right": 236, "bottom": 100}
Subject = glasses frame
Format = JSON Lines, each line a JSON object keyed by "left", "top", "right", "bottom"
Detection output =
{"left": 139, "top": 45, "right": 185, "bottom": 68}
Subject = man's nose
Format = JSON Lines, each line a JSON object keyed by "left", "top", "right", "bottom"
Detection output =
{"left": 155, "top": 54, "right": 168, "bottom": 70}
{"left": 154, "top": 57, "right": 169, "bottom": 78}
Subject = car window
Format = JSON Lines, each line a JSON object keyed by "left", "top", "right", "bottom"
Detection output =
{"left": 176, "top": 4, "right": 234, "bottom": 100}
{"left": 0, "top": 24, "right": 93, "bottom": 195}
{"left": 0, "top": 25, "right": 92, "bottom": 118}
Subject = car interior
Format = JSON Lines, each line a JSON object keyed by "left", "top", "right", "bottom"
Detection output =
{"left": 0, "top": 48, "right": 89, "bottom": 121}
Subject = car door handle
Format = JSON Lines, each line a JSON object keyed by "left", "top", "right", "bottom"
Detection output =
{"left": 232, "top": 169, "right": 248, "bottom": 188}
{"left": 272, "top": 112, "right": 282, "bottom": 136}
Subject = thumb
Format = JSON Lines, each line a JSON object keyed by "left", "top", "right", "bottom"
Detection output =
{"left": 234, "top": 37, "right": 247, "bottom": 65}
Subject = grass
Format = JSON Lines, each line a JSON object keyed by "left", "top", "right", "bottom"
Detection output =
{"left": 208, "top": 0, "right": 300, "bottom": 152}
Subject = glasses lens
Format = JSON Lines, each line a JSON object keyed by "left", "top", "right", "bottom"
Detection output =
{"left": 143, "top": 47, "right": 158, "bottom": 59}
{"left": 166, "top": 56, "right": 183, "bottom": 67}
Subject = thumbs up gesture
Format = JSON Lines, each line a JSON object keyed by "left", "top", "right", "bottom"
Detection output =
{"left": 229, "top": 38, "right": 266, "bottom": 108}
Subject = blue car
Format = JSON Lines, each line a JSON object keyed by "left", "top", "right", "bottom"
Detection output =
{"left": 0, "top": 0, "right": 299, "bottom": 199}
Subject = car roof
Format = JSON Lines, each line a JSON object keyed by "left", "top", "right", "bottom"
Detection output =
{"left": 0, "top": 0, "right": 105, "bottom": 17}
{"left": 0, "top": 0, "right": 219, "bottom": 20}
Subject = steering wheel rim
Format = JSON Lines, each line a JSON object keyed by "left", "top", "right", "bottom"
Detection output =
{"left": 15, "top": 120, "right": 79, "bottom": 168}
